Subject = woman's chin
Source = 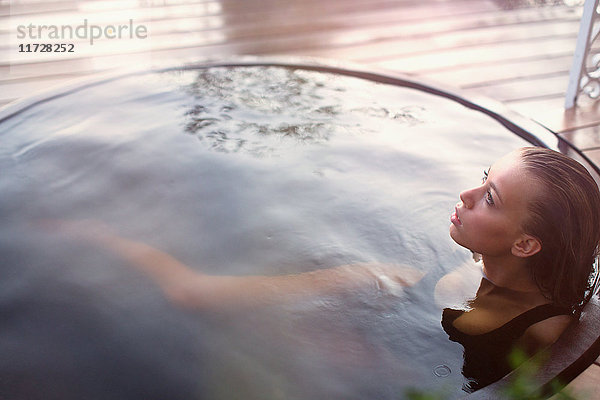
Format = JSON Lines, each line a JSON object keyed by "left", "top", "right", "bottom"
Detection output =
{"left": 449, "top": 229, "right": 477, "bottom": 254}
{"left": 448, "top": 225, "right": 461, "bottom": 244}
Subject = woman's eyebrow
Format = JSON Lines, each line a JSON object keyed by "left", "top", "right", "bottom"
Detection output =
{"left": 489, "top": 181, "right": 503, "bottom": 204}
{"left": 486, "top": 167, "right": 503, "bottom": 204}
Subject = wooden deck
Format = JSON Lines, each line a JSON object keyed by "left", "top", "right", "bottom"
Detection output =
{"left": 1, "top": 0, "right": 600, "bottom": 397}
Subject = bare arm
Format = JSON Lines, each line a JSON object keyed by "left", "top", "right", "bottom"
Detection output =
{"left": 50, "top": 220, "right": 423, "bottom": 312}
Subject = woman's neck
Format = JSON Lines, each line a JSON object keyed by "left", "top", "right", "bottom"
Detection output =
{"left": 481, "top": 254, "right": 540, "bottom": 294}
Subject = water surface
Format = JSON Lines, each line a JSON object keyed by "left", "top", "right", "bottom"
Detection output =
{"left": 0, "top": 66, "right": 535, "bottom": 399}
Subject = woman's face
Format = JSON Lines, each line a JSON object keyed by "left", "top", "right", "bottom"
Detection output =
{"left": 449, "top": 151, "right": 540, "bottom": 257}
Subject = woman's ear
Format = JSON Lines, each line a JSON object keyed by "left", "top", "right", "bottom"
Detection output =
{"left": 511, "top": 234, "right": 542, "bottom": 258}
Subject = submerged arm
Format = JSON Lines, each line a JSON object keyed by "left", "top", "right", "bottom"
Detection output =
{"left": 52, "top": 220, "right": 423, "bottom": 312}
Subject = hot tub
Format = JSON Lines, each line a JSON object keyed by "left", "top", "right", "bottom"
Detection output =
{"left": 0, "top": 60, "right": 595, "bottom": 400}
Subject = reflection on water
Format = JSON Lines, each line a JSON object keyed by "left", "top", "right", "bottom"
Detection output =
{"left": 183, "top": 67, "right": 424, "bottom": 155}
{"left": 0, "top": 66, "right": 535, "bottom": 399}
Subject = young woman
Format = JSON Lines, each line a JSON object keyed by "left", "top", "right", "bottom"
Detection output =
{"left": 440, "top": 147, "right": 600, "bottom": 390}
{"left": 56, "top": 147, "right": 600, "bottom": 392}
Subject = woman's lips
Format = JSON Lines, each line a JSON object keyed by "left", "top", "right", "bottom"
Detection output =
{"left": 450, "top": 207, "right": 462, "bottom": 226}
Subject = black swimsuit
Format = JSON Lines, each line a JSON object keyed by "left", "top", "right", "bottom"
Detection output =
{"left": 441, "top": 303, "right": 571, "bottom": 392}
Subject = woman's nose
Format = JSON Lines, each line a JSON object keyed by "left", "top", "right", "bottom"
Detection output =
{"left": 459, "top": 187, "right": 477, "bottom": 209}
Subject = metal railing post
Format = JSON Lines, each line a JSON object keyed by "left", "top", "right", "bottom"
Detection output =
{"left": 565, "top": 0, "right": 600, "bottom": 109}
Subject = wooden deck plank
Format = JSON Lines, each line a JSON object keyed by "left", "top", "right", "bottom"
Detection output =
{"left": 0, "top": 0, "right": 510, "bottom": 43}
{"left": 0, "top": 0, "right": 495, "bottom": 29}
{"left": 202, "top": 0, "right": 500, "bottom": 28}
{"left": 506, "top": 97, "right": 570, "bottom": 130}
{"left": 0, "top": 1, "right": 78, "bottom": 17}
{"left": 423, "top": 54, "right": 574, "bottom": 89}
{"left": 295, "top": 18, "right": 579, "bottom": 61}
{"left": 368, "top": 35, "right": 578, "bottom": 73}
{"left": 461, "top": 74, "right": 569, "bottom": 102}
{"left": 0, "top": 0, "right": 491, "bottom": 19}
{"left": 583, "top": 148, "right": 600, "bottom": 166}
{"left": 1, "top": 1, "right": 567, "bottom": 51}
{"left": 560, "top": 126, "right": 600, "bottom": 151}
{"left": 1, "top": 0, "right": 235, "bottom": 17}
{"left": 0, "top": 1, "right": 579, "bottom": 49}
{"left": 291, "top": 7, "right": 581, "bottom": 60}
{"left": 0, "top": 1, "right": 510, "bottom": 52}
{"left": 0, "top": 1, "right": 502, "bottom": 65}
{"left": 548, "top": 363, "right": 600, "bottom": 400}
{"left": 507, "top": 96, "right": 600, "bottom": 134}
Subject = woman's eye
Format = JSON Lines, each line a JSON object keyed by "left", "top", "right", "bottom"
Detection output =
{"left": 486, "top": 190, "right": 495, "bottom": 206}
{"left": 482, "top": 169, "right": 489, "bottom": 184}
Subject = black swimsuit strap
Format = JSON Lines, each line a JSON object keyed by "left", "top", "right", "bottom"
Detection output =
{"left": 442, "top": 303, "right": 572, "bottom": 341}
{"left": 493, "top": 303, "right": 572, "bottom": 339}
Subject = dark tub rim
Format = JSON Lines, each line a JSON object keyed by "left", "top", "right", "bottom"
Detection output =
{"left": 1, "top": 57, "right": 599, "bottom": 399}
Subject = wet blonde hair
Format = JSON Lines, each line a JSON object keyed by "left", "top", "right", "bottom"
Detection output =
{"left": 519, "top": 147, "right": 600, "bottom": 312}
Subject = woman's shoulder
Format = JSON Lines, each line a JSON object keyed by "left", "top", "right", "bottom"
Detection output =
{"left": 434, "top": 260, "right": 483, "bottom": 309}
{"left": 518, "top": 311, "right": 573, "bottom": 352}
